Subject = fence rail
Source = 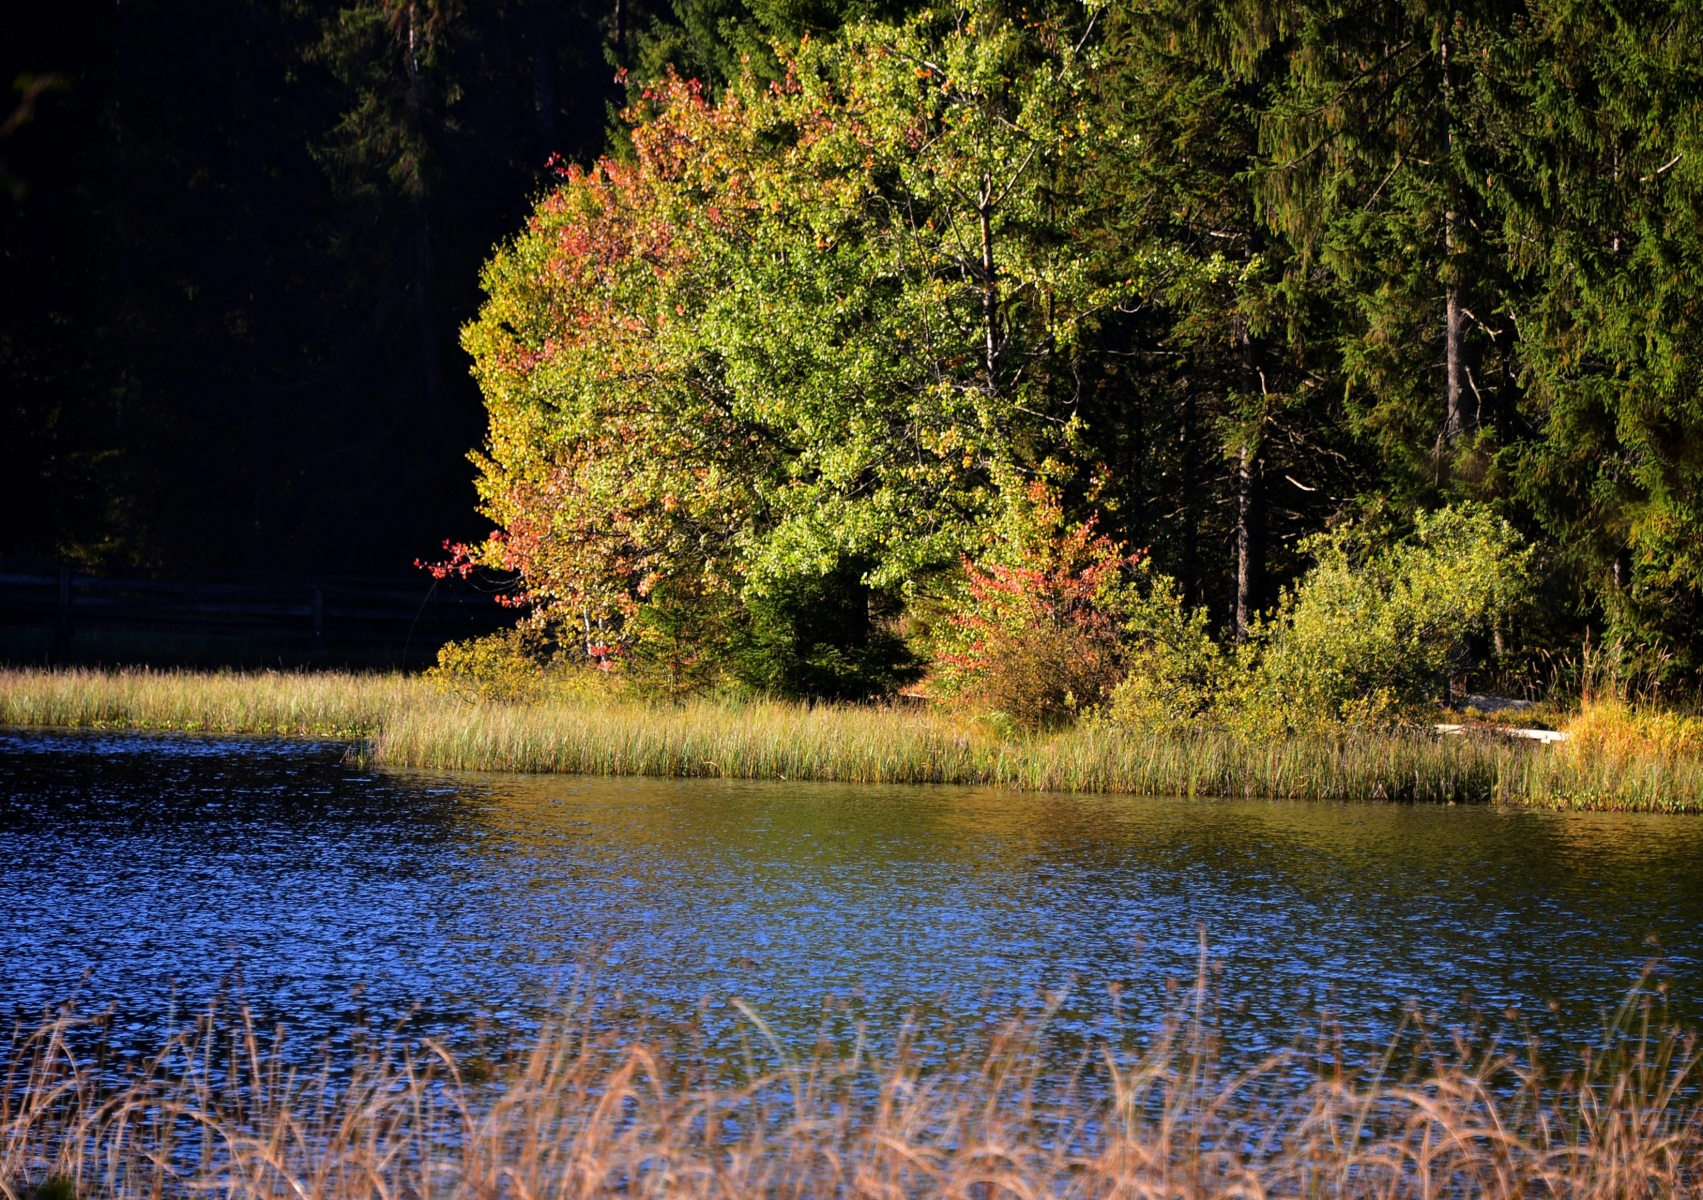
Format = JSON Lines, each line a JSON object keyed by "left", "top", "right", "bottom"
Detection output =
{"left": 0, "top": 565, "right": 519, "bottom": 667}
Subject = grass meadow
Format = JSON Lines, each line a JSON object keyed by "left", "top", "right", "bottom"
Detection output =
{"left": 8, "top": 956, "right": 1703, "bottom": 1200}
{"left": 2, "top": 666, "right": 1702, "bottom": 809}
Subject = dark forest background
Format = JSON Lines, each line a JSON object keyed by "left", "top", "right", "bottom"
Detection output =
{"left": 1, "top": 0, "right": 886, "bottom": 577}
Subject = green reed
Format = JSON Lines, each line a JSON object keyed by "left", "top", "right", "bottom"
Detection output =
{"left": 366, "top": 695, "right": 1512, "bottom": 801}
{"left": 5, "top": 666, "right": 1703, "bottom": 809}
{"left": 0, "top": 666, "right": 419, "bottom": 737}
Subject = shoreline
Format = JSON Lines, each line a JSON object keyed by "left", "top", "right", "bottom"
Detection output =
{"left": 1, "top": 666, "right": 1698, "bottom": 811}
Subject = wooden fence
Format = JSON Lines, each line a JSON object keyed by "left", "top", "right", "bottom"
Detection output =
{"left": 0, "top": 565, "right": 519, "bottom": 668}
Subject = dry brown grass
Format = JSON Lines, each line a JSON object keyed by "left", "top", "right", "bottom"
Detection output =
{"left": 8, "top": 956, "right": 1703, "bottom": 1200}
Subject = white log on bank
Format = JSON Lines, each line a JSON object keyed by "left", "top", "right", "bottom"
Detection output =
{"left": 1434, "top": 723, "right": 1568, "bottom": 744}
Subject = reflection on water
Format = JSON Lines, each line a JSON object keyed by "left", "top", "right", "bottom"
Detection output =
{"left": 4, "top": 728, "right": 1701, "bottom": 1054}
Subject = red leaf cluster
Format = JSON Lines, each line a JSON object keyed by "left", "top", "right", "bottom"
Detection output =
{"left": 937, "top": 485, "right": 1144, "bottom": 679}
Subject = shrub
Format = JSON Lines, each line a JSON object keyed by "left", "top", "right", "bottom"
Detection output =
{"left": 1106, "top": 565, "right": 1228, "bottom": 729}
{"left": 425, "top": 623, "right": 578, "bottom": 704}
{"left": 1244, "top": 505, "right": 1532, "bottom": 730}
{"left": 622, "top": 584, "right": 745, "bottom": 702}
{"left": 731, "top": 560, "right": 923, "bottom": 703}
{"left": 930, "top": 486, "right": 1142, "bottom": 730}
{"left": 1106, "top": 504, "right": 1531, "bottom": 734}
{"left": 610, "top": 564, "right": 923, "bottom": 704}
{"left": 968, "top": 622, "right": 1125, "bottom": 731}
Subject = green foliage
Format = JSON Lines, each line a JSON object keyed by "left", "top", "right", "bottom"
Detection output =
{"left": 623, "top": 585, "right": 746, "bottom": 702}
{"left": 1246, "top": 504, "right": 1533, "bottom": 728}
{"left": 613, "top": 565, "right": 921, "bottom": 703}
{"left": 1106, "top": 565, "right": 1228, "bottom": 730}
{"left": 628, "top": 0, "right": 919, "bottom": 85}
{"left": 1109, "top": 505, "right": 1531, "bottom": 732}
{"left": 1487, "top": 0, "right": 1703, "bottom": 668}
{"left": 17, "top": 0, "right": 1703, "bottom": 706}
{"left": 1086, "top": 0, "right": 1364, "bottom": 612}
{"left": 1258, "top": 0, "right": 1523, "bottom": 498}
{"left": 463, "top": 0, "right": 1129, "bottom": 698}
{"left": 425, "top": 624, "right": 564, "bottom": 704}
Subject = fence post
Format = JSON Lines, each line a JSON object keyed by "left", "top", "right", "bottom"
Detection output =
{"left": 53, "top": 565, "right": 71, "bottom": 665}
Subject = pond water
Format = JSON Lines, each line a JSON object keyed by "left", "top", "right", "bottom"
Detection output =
{"left": 5, "top": 728, "right": 1703, "bottom": 1057}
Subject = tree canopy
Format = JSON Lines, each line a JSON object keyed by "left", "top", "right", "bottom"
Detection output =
{"left": 11, "top": 0, "right": 1703, "bottom": 691}
{"left": 459, "top": 0, "right": 1703, "bottom": 691}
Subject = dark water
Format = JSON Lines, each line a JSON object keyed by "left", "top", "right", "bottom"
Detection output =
{"left": 5, "top": 728, "right": 1703, "bottom": 1056}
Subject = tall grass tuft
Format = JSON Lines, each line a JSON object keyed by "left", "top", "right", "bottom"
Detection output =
{"left": 8, "top": 958, "right": 1703, "bottom": 1200}
{"left": 7, "top": 667, "right": 1703, "bottom": 808}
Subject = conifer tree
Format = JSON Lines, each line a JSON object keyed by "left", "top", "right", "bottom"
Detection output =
{"left": 1259, "top": 0, "right": 1521, "bottom": 502}
{"left": 1492, "top": 0, "right": 1703, "bottom": 664}
{"left": 1084, "top": 0, "right": 1365, "bottom": 629}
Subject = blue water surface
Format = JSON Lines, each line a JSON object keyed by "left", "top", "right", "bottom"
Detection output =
{"left": 4, "top": 728, "right": 1701, "bottom": 1056}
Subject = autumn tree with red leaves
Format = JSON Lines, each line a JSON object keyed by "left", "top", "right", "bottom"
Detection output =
{"left": 459, "top": 2, "right": 1142, "bottom": 691}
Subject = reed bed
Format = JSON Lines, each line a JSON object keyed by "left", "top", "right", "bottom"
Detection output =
{"left": 1505, "top": 746, "right": 1703, "bottom": 813}
{"left": 0, "top": 667, "right": 424, "bottom": 737}
{"left": 8, "top": 962, "right": 1703, "bottom": 1200}
{"left": 6, "top": 667, "right": 1703, "bottom": 808}
{"left": 369, "top": 695, "right": 1512, "bottom": 803}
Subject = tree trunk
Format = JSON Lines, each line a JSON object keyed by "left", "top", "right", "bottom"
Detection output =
{"left": 1233, "top": 349, "right": 1261, "bottom": 639}
{"left": 1439, "top": 28, "right": 1466, "bottom": 479}
{"left": 979, "top": 186, "right": 998, "bottom": 396}
{"left": 1444, "top": 278, "right": 1463, "bottom": 440}
{"left": 1233, "top": 253, "right": 1262, "bottom": 642}
{"left": 1234, "top": 444, "right": 1259, "bottom": 641}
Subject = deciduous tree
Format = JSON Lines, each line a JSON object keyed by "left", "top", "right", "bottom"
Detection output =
{"left": 464, "top": 2, "right": 1135, "bottom": 678}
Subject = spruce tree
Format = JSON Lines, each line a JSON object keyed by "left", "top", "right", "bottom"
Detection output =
{"left": 1084, "top": 0, "right": 1366, "bottom": 629}
{"left": 1259, "top": 0, "right": 1522, "bottom": 504}
{"left": 1493, "top": 0, "right": 1703, "bottom": 666}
